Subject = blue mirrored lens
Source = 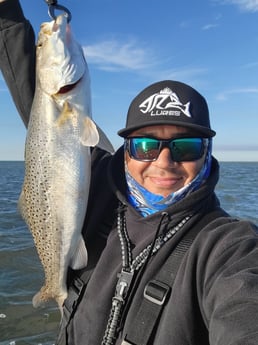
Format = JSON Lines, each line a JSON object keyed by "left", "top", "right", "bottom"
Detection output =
{"left": 170, "top": 138, "right": 203, "bottom": 162}
{"left": 127, "top": 137, "right": 205, "bottom": 162}
{"left": 130, "top": 138, "right": 160, "bottom": 160}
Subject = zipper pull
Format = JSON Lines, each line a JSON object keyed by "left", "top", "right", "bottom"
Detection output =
{"left": 115, "top": 269, "right": 134, "bottom": 302}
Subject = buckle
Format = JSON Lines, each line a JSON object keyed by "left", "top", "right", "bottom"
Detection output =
{"left": 143, "top": 280, "right": 170, "bottom": 306}
{"left": 63, "top": 276, "right": 85, "bottom": 314}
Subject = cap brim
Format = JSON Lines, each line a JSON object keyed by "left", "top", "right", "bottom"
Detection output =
{"left": 118, "top": 121, "right": 216, "bottom": 138}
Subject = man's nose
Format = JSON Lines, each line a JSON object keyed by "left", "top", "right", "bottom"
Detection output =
{"left": 154, "top": 147, "right": 178, "bottom": 167}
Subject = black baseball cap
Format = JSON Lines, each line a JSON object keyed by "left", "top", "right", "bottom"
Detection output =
{"left": 118, "top": 80, "right": 216, "bottom": 138}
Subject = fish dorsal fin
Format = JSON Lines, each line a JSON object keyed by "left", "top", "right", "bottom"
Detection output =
{"left": 70, "top": 235, "right": 88, "bottom": 270}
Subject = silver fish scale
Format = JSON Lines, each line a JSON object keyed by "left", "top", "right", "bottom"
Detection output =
{"left": 20, "top": 96, "right": 89, "bottom": 308}
{"left": 18, "top": 13, "right": 102, "bottom": 314}
{"left": 22, "top": 117, "right": 61, "bottom": 294}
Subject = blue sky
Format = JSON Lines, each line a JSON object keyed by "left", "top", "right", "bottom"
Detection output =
{"left": 1, "top": 0, "right": 258, "bottom": 161}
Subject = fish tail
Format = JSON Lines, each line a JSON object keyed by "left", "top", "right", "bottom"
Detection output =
{"left": 32, "top": 286, "right": 67, "bottom": 315}
{"left": 32, "top": 288, "right": 48, "bottom": 309}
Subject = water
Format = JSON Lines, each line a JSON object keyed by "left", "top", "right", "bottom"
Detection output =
{"left": 216, "top": 162, "right": 258, "bottom": 223}
{"left": 0, "top": 162, "right": 59, "bottom": 345}
{"left": 0, "top": 161, "right": 258, "bottom": 344}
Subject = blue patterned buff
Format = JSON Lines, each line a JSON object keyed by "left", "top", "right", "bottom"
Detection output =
{"left": 125, "top": 140, "right": 212, "bottom": 217}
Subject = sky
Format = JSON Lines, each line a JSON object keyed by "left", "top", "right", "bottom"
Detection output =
{"left": 0, "top": 0, "right": 258, "bottom": 161}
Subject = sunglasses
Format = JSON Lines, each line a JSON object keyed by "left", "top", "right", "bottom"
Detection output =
{"left": 125, "top": 137, "right": 209, "bottom": 162}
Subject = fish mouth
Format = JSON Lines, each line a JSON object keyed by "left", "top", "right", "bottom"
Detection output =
{"left": 56, "top": 78, "right": 82, "bottom": 94}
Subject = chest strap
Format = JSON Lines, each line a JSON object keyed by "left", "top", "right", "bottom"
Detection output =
{"left": 122, "top": 208, "right": 228, "bottom": 345}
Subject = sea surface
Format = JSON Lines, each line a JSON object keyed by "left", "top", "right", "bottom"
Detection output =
{"left": 0, "top": 161, "right": 258, "bottom": 344}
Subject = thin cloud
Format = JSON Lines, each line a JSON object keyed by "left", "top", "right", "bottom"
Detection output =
{"left": 179, "top": 20, "right": 191, "bottom": 29}
{"left": 242, "top": 61, "right": 258, "bottom": 68}
{"left": 202, "top": 23, "right": 219, "bottom": 30}
{"left": 202, "top": 12, "right": 221, "bottom": 31}
{"left": 215, "top": 0, "right": 258, "bottom": 12}
{"left": 82, "top": 38, "right": 208, "bottom": 86}
{"left": 83, "top": 39, "right": 155, "bottom": 72}
{"left": 217, "top": 87, "right": 258, "bottom": 100}
{"left": 152, "top": 67, "right": 208, "bottom": 85}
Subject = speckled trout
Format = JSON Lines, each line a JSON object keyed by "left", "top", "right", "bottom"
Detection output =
{"left": 18, "top": 14, "right": 113, "bottom": 313}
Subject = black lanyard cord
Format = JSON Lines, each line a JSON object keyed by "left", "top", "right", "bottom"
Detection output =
{"left": 102, "top": 203, "right": 191, "bottom": 345}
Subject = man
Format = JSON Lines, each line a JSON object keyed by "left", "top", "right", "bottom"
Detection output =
{"left": 1, "top": 1, "right": 258, "bottom": 344}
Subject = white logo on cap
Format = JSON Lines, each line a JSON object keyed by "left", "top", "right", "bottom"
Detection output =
{"left": 139, "top": 87, "right": 192, "bottom": 117}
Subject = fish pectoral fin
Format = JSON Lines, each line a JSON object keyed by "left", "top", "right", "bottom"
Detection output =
{"left": 80, "top": 116, "right": 99, "bottom": 147}
{"left": 70, "top": 235, "right": 88, "bottom": 270}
